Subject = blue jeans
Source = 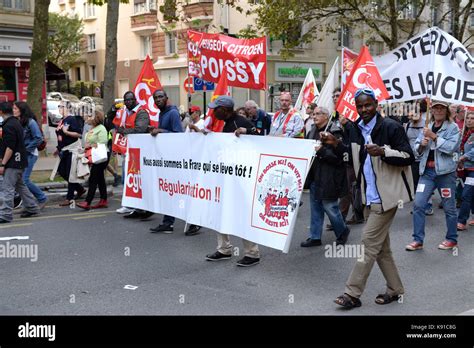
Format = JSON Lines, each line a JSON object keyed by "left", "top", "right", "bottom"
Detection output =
{"left": 23, "top": 154, "right": 47, "bottom": 204}
{"left": 458, "top": 171, "right": 474, "bottom": 224}
{"left": 413, "top": 168, "right": 457, "bottom": 243}
{"left": 309, "top": 181, "right": 347, "bottom": 240}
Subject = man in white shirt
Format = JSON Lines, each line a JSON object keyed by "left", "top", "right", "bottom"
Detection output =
{"left": 186, "top": 105, "right": 205, "bottom": 133}
{"left": 269, "top": 92, "right": 304, "bottom": 138}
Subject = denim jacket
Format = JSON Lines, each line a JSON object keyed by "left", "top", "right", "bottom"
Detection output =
{"left": 23, "top": 118, "right": 43, "bottom": 155}
{"left": 462, "top": 133, "right": 474, "bottom": 169}
{"left": 415, "top": 121, "right": 460, "bottom": 176}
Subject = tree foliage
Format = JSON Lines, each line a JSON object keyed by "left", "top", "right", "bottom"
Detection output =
{"left": 48, "top": 13, "right": 84, "bottom": 71}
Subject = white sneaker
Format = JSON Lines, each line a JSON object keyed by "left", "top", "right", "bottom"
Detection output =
{"left": 116, "top": 207, "right": 133, "bottom": 214}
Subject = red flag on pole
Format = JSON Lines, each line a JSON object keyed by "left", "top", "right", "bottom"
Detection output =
{"left": 336, "top": 46, "right": 389, "bottom": 122}
{"left": 204, "top": 67, "right": 231, "bottom": 133}
{"left": 133, "top": 55, "right": 163, "bottom": 127}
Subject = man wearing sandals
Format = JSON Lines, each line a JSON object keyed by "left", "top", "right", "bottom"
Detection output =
{"left": 333, "top": 88, "right": 415, "bottom": 309}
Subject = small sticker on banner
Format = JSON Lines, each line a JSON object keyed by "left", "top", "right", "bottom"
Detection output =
{"left": 440, "top": 188, "right": 451, "bottom": 198}
{"left": 465, "top": 177, "right": 474, "bottom": 186}
{"left": 123, "top": 285, "right": 138, "bottom": 290}
{"left": 416, "top": 184, "right": 425, "bottom": 193}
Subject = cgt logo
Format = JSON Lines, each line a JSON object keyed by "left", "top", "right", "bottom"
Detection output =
{"left": 125, "top": 148, "right": 142, "bottom": 198}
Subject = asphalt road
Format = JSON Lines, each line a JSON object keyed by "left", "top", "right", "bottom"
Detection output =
{"left": 1, "top": 190, "right": 473, "bottom": 316}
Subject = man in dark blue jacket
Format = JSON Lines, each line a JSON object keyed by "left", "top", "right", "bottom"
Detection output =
{"left": 149, "top": 90, "right": 189, "bottom": 234}
{"left": 244, "top": 100, "right": 271, "bottom": 136}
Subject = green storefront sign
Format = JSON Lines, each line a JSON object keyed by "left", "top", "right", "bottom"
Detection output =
{"left": 278, "top": 67, "right": 320, "bottom": 79}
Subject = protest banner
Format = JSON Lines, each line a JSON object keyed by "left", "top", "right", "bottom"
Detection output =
{"left": 342, "top": 27, "right": 474, "bottom": 106}
{"left": 203, "top": 67, "right": 230, "bottom": 133}
{"left": 187, "top": 30, "right": 267, "bottom": 90}
{"left": 316, "top": 57, "right": 339, "bottom": 113}
{"left": 336, "top": 46, "right": 390, "bottom": 121}
{"left": 133, "top": 55, "right": 163, "bottom": 127}
{"left": 122, "top": 133, "right": 315, "bottom": 252}
{"left": 294, "top": 68, "right": 319, "bottom": 120}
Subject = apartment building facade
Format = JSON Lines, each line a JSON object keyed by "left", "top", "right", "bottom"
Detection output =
{"left": 49, "top": 0, "right": 474, "bottom": 111}
{"left": 49, "top": 0, "right": 107, "bottom": 85}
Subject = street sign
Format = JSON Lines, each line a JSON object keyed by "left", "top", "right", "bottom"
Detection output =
{"left": 194, "top": 78, "right": 214, "bottom": 91}
{"left": 184, "top": 76, "right": 194, "bottom": 94}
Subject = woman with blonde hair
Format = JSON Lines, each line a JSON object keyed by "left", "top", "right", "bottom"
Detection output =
{"left": 77, "top": 110, "right": 109, "bottom": 210}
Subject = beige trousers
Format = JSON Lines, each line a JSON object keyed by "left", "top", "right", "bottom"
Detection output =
{"left": 344, "top": 204, "right": 404, "bottom": 298}
{"left": 216, "top": 233, "right": 260, "bottom": 258}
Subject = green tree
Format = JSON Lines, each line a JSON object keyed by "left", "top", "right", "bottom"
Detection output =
{"left": 88, "top": 1, "right": 128, "bottom": 113}
{"left": 48, "top": 13, "right": 84, "bottom": 71}
{"left": 27, "top": 0, "right": 51, "bottom": 120}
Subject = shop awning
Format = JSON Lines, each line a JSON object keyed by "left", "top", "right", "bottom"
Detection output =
{"left": 46, "top": 61, "right": 66, "bottom": 81}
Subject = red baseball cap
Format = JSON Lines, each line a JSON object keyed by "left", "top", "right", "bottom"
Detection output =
{"left": 190, "top": 105, "right": 201, "bottom": 113}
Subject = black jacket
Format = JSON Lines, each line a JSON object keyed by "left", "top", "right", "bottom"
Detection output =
{"left": 0, "top": 116, "right": 27, "bottom": 169}
{"left": 350, "top": 114, "right": 415, "bottom": 211}
{"left": 308, "top": 121, "right": 348, "bottom": 200}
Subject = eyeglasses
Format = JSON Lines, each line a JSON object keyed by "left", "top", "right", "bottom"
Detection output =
{"left": 354, "top": 88, "right": 376, "bottom": 100}
{"left": 58, "top": 105, "right": 65, "bottom": 109}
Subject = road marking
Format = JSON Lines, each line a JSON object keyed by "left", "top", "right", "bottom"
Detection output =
{"left": 458, "top": 308, "right": 474, "bottom": 315}
{"left": 19, "top": 211, "right": 115, "bottom": 222}
{"left": 0, "top": 235, "right": 30, "bottom": 240}
{"left": 0, "top": 223, "right": 33, "bottom": 230}
{"left": 73, "top": 214, "right": 107, "bottom": 220}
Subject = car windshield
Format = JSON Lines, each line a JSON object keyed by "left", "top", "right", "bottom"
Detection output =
{"left": 48, "top": 103, "right": 59, "bottom": 110}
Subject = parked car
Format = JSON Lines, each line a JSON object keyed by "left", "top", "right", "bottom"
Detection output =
{"left": 47, "top": 99, "right": 62, "bottom": 126}
{"left": 81, "top": 96, "right": 103, "bottom": 106}
{"left": 47, "top": 92, "right": 80, "bottom": 104}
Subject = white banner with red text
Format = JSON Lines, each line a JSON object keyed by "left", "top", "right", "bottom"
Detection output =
{"left": 122, "top": 133, "right": 315, "bottom": 252}
{"left": 187, "top": 30, "right": 267, "bottom": 90}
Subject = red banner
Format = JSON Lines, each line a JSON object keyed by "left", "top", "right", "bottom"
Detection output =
{"left": 133, "top": 55, "right": 162, "bottom": 128}
{"left": 112, "top": 132, "right": 128, "bottom": 155}
{"left": 204, "top": 67, "right": 231, "bottom": 132}
{"left": 336, "top": 46, "right": 390, "bottom": 121}
{"left": 187, "top": 30, "right": 267, "bottom": 90}
{"left": 341, "top": 47, "right": 359, "bottom": 89}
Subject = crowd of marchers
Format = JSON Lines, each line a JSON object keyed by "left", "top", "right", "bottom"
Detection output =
{"left": 0, "top": 86, "right": 472, "bottom": 310}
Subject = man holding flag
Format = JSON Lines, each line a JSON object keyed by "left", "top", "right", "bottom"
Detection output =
{"left": 332, "top": 46, "right": 414, "bottom": 309}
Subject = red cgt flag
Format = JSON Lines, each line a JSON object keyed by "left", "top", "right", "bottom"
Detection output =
{"left": 203, "top": 67, "right": 230, "bottom": 132}
{"left": 133, "top": 55, "right": 163, "bottom": 128}
{"left": 336, "top": 46, "right": 389, "bottom": 122}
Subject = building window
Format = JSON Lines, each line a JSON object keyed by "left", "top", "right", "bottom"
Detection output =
{"left": 370, "top": 42, "right": 384, "bottom": 56}
{"left": 76, "top": 67, "right": 81, "bottom": 81}
{"left": 470, "top": 13, "right": 474, "bottom": 28}
{"left": 88, "top": 34, "right": 96, "bottom": 51}
{"left": 141, "top": 36, "right": 152, "bottom": 59}
{"left": 165, "top": 32, "right": 177, "bottom": 55}
{"left": 133, "top": 0, "right": 156, "bottom": 14}
{"left": 3, "top": 0, "right": 29, "bottom": 11}
{"left": 397, "top": 0, "right": 417, "bottom": 20}
{"left": 90, "top": 65, "right": 96, "bottom": 81}
{"left": 338, "top": 25, "right": 350, "bottom": 48}
{"left": 83, "top": 3, "right": 96, "bottom": 18}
